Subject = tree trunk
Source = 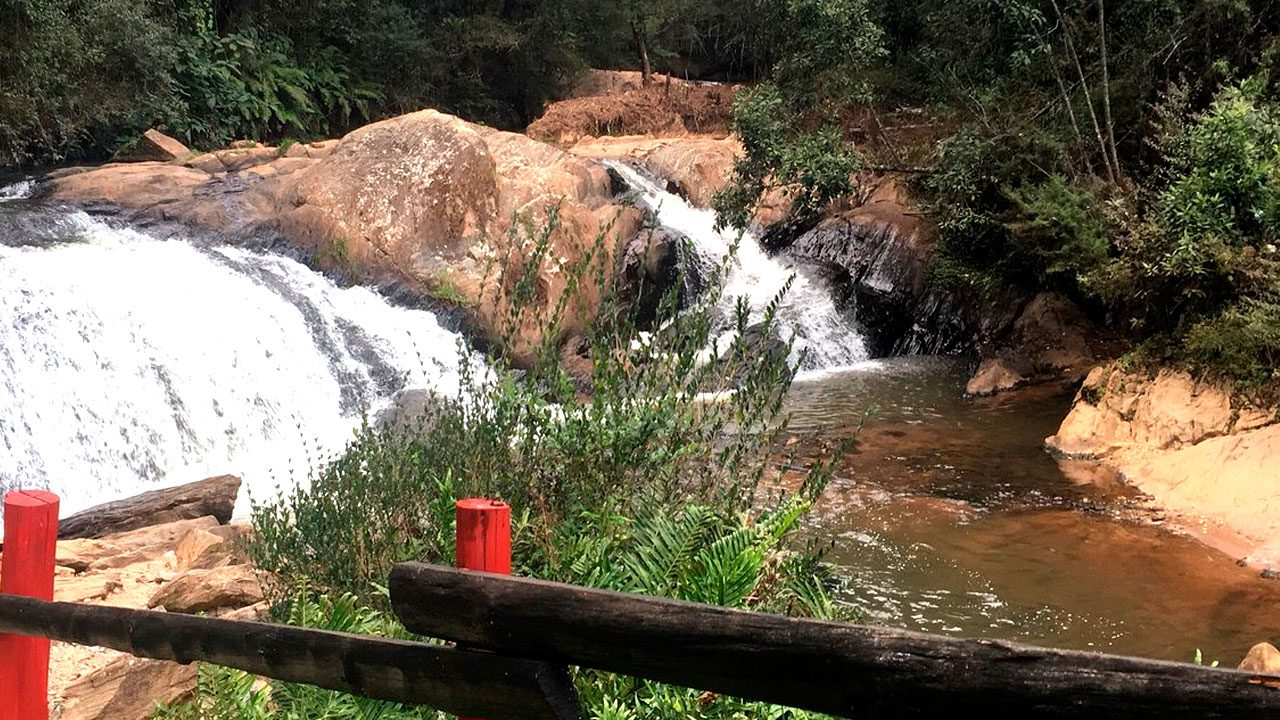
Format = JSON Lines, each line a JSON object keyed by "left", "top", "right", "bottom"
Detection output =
{"left": 1051, "top": 0, "right": 1116, "bottom": 183}
{"left": 1095, "top": 0, "right": 1121, "bottom": 179}
{"left": 633, "top": 22, "right": 653, "bottom": 85}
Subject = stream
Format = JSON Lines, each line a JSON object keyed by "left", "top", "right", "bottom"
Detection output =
{"left": 788, "top": 357, "right": 1280, "bottom": 663}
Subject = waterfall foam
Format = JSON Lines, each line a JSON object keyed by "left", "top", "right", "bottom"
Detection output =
{"left": 0, "top": 206, "right": 470, "bottom": 517}
{"left": 607, "top": 162, "right": 868, "bottom": 370}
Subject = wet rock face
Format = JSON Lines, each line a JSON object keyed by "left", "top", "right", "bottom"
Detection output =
{"left": 784, "top": 184, "right": 981, "bottom": 357}
{"left": 618, "top": 225, "right": 701, "bottom": 328}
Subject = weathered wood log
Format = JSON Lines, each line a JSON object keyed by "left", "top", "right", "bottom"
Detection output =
{"left": 58, "top": 475, "right": 241, "bottom": 540}
{"left": 0, "top": 594, "right": 579, "bottom": 720}
{"left": 390, "top": 562, "right": 1280, "bottom": 720}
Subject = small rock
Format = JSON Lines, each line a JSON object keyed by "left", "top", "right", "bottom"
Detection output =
{"left": 148, "top": 564, "right": 263, "bottom": 614}
{"left": 965, "top": 358, "right": 1025, "bottom": 396}
{"left": 1239, "top": 642, "right": 1280, "bottom": 674}
{"left": 54, "top": 574, "right": 123, "bottom": 603}
{"left": 1261, "top": 568, "right": 1280, "bottom": 580}
{"left": 214, "top": 146, "right": 278, "bottom": 172}
{"left": 182, "top": 152, "right": 227, "bottom": 174}
{"left": 174, "top": 528, "right": 225, "bottom": 571}
{"left": 56, "top": 517, "right": 221, "bottom": 572}
{"left": 112, "top": 129, "right": 191, "bottom": 163}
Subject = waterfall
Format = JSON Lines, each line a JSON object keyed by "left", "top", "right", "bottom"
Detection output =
{"left": 606, "top": 163, "right": 868, "bottom": 371}
{"left": 0, "top": 201, "right": 470, "bottom": 517}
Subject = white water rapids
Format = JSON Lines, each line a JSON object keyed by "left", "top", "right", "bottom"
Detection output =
{"left": 607, "top": 163, "right": 868, "bottom": 370}
{"left": 0, "top": 163, "right": 867, "bottom": 517}
{"left": 0, "top": 191, "right": 468, "bottom": 517}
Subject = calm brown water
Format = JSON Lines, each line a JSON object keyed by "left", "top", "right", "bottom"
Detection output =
{"left": 785, "top": 356, "right": 1280, "bottom": 663}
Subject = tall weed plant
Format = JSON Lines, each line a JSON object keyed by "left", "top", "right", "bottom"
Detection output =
{"left": 164, "top": 213, "right": 851, "bottom": 718}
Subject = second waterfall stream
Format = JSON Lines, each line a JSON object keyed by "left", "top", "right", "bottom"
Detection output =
{"left": 606, "top": 162, "right": 869, "bottom": 371}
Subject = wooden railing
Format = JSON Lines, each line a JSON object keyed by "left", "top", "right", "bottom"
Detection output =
{"left": 2, "top": 490, "right": 1280, "bottom": 719}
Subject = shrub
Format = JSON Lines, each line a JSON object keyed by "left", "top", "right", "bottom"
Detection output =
{"left": 248, "top": 215, "right": 827, "bottom": 602}
{"left": 923, "top": 126, "right": 1110, "bottom": 295}
{"left": 0, "top": 0, "right": 179, "bottom": 165}
{"left": 170, "top": 216, "right": 851, "bottom": 718}
{"left": 713, "top": 0, "right": 885, "bottom": 229}
{"left": 169, "top": 2, "right": 380, "bottom": 149}
{"left": 1090, "top": 75, "right": 1280, "bottom": 382}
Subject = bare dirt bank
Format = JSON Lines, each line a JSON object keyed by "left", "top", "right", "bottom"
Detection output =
{"left": 1047, "top": 364, "right": 1280, "bottom": 567}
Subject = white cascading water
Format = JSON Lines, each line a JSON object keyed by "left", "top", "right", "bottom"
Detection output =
{"left": 607, "top": 163, "right": 868, "bottom": 370}
{"left": 0, "top": 193, "right": 469, "bottom": 517}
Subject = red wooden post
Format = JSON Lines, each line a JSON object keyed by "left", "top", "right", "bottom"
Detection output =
{"left": 0, "top": 490, "right": 59, "bottom": 720}
{"left": 455, "top": 498, "right": 511, "bottom": 575}
{"left": 455, "top": 498, "right": 511, "bottom": 720}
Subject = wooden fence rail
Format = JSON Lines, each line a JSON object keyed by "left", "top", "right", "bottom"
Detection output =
{"left": 4, "top": 484, "right": 1280, "bottom": 720}
{"left": 0, "top": 594, "right": 579, "bottom": 720}
{"left": 389, "top": 563, "right": 1280, "bottom": 720}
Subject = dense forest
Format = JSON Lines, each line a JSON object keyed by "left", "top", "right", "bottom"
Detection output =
{"left": 3, "top": 0, "right": 1279, "bottom": 382}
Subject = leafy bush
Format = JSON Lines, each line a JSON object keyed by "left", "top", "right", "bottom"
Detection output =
{"left": 169, "top": 3, "right": 380, "bottom": 148}
{"left": 0, "top": 0, "right": 179, "bottom": 165}
{"left": 923, "top": 126, "right": 1110, "bottom": 295}
{"left": 1090, "top": 76, "right": 1280, "bottom": 382}
{"left": 249, "top": 215, "right": 824, "bottom": 601}
{"left": 715, "top": 85, "right": 861, "bottom": 229}
{"left": 713, "top": 0, "right": 885, "bottom": 229}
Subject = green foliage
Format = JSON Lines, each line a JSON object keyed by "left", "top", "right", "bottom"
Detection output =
{"left": 714, "top": 0, "right": 885, "bottom": 228}
{"left": 0, "top": 0, "right": 179, "bottom": 165}
{"left": 716, "top": 86, "right": 862, "bottom": 229}
{"left": 168, "top": 2, "right": 380, "bottom": 148}
{"left": 248, "top": 214, "right": 829, "bottom": 600}
{"left": 1090, "top": 76, "right": 1280, "bottom": 382}
{"left": 923, "top": 126, "right": 1111, "bottom": 294}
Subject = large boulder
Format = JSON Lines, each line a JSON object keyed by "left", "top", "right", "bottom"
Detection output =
{"left": 1046, "top": 365, "right": 1262, "bottom": 457}
{"left": 783, "top": 179, "right": 1010, "bottom": 356}
{"left": 148, "top": 564, "right": 264, "bottom": 613}
{"left": 59, "top": 475, "right": 241, "bottom": 540}
{"left": 965, "top": 293, "right": 1104, "bottom": 396}
{"left": 266, "top": 109, "right": 641, "bottom": 362}
{"left": 45, "top": 109, "right": 642, "bottom": 362}
{"left": 58, "top": 656, "right": 195, "bottom": 720}
{"left": 570, "top": 135, "right": 741, "bottom": 209}
{"left": 1046, "top": 364, "right": 1280, "bottom": 564}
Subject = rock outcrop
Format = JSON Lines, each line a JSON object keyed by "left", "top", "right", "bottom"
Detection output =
{"left": 964, "top": 293, "right": 1105, "bottom": 396}
{"left": 58, "top": 656, "right": 196, "bottom": 720}
{"left": 1047, "top": 364, "right": 1280, "bottom": 563}
{"left": 59, "top": 475, "right": 241, "bottom": 540}
{"left": 569, "top": 135, "right": 740, "bottom": 209}
{"left": 783, "top": 179, "right": 1007, "bottom": 356}
{"left": 42, "top": 109, "right": 642, "bottom": 363}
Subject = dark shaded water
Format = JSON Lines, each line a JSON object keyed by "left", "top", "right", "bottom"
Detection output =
{"left": 786, "top": 356, "right": 1280, "bottom": 663}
